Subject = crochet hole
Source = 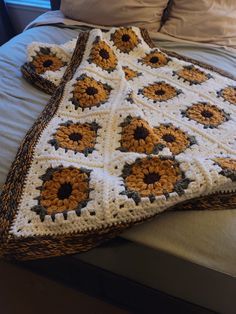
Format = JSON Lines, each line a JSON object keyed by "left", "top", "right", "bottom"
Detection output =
{"left": 162, "top": 134, "right": 176, "bottom": 143}
{"left": 201, "top": 110, "right": 213, "bottom": 118}
{"left": 155, "top": 89, "right": 165, "bottom": 96}
{"left": 119, "top": 204, "right": 124, "bottom": 209}
{"left": 99, "top": 49, "right": 110, "bottom": 59}
{"left": 86, "top": 87, "right": 98, "bottom": 96}
{"left": 57, "top": 183, "right": 73, "bottom": 200}
{"left": 150, "top": 56, "right": 159, "bottom": 64}
{"left": 28, "top": 220, "right": 31, "bottom": 224}
{"left": 143, "top": 172, "right": 160, "bottom": 184}
{"left": 122, "top": 34, "right": 130, "bottom": 42}
{"left": 134, "top": 126, "right": 149, "bottom": 140}
{"left": 43, "top": 60, "right": 53, "bottom": 68}
{"left": 69, "top": 132, "right": 82, "bottom": 141}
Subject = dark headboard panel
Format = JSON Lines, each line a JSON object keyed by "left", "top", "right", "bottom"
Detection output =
{"left": 50, "top": 0, "right": 61, "bottom": 10}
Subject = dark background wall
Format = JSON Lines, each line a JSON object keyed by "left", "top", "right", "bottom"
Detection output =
{"left": 0, "top": 0, "right": 15, "bottom": 44}
{"left": 7, "top": 3, "right": 48, "bottom": 34}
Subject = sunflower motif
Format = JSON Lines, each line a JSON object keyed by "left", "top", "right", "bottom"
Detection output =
{"left": 213, "top": 157, "right": 236, "bottom": 181}
{"left": 182, "top": 102, "right": 230, "bottom": 128}
{"left": 31, "top": 47, "right": 66, "bottom": 74}
{"left": 88, "top": 37, "right": 117, "bottom": 72}
{"left": 139, "top": 50, "right": 170, "bottom": 68}
{"left": 32, "top": 166, "right": 91, "bottom": 221}
{"left": 122, "top": 66, "right": 142, "bottom": 81}
{"left": 111, "top": 28, "right": 140, "bottom": 53}
{"left": 154, "top": 124, "right": 197, "bottom": 155}
{"left": 49, "top": 121, "right": 100, "bottom": 156}
{"left": 218, "top": 86, "right": 236, "bottom": 105}
{"left": 174, "top": 65, "right": 212, "bottom": 85}
{"left": 71, "top": 74, "right": 112, "bottom": 110}
{"left": 139, "top": 81, "right": 181, "bottom": 102}
{"left": 121, "top": 157, "right": 190, "bottom": 203}
{"left": 119, "top": 116, "right": 164, "bottom": 154}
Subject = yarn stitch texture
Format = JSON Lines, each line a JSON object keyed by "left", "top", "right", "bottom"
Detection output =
{"left": 1, "top": 27, "right": 236, "bottom": 260}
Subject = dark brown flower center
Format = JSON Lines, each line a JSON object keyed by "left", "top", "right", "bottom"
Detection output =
{"left": 144, "top": 172, "right": 161, "bottom": 184}
{"left": 57, "top": 183, "right": 72, "bottom": 200}
{"left": 69, "top": 132, "right": 82, "bottom": 142}
{"left": 122, "top": 34, "right": 130, "bottom": 42}
{"left": 99, "top": 49, "right": 110, "bottom": 59}
{"left": 162, "top": 133, "right": 176, "bottom": 143}
{"left": 201, "top": 110, "right": 213, "bottom": 118}
{"left": 43, "top": 59, "right": 53, "bottom": 68}
{"left": 134, "top": 126, "right": 149, "bottom": 140}
{"left": 155, "top": 89, "right": 165, "bottom": 96}
{"left": 150, "top": 56, "right": 159, "bottom": 64}
{"left": 86, "top": 87, "right": 98, "bottom": 96}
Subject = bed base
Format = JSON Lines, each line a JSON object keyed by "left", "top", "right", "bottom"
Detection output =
{"left": 19, "top": 249, "right": 215, "bottom": 314}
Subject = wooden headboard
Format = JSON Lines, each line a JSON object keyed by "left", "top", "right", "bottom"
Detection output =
{"left": 50, "top": 0, "right": 61, "bottom": 10}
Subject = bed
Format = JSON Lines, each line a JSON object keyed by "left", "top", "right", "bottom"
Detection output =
{"left": 0, "top": 5, "right": 236, "bottom": 314}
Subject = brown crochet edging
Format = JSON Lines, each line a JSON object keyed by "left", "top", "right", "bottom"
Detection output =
{"left": 21, "top": 63, "right": 57, "bottom": 95}
{"left": 2, "top": 191, "right": 236, "bottom": 260}
{"left": 140, "top": 28, "right": 236, "bottom": 82}
{"left": 0, "top": 32, "right": 90, "bottom": 258}
{"left": 2, "top": 217, "right": 146, "bottom": 260}
{"left": 162, "top": 49, "right": 236, "bottom": 81}
{"left": 172, "top": 191, "right": 236, "bottom": 212}
{"left": 140, "top": 28, "right": 155, "bottom": 48}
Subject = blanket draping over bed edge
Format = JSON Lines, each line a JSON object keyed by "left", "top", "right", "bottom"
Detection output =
{"left": 1, "top": 27, "right": 236, "bottom": 260}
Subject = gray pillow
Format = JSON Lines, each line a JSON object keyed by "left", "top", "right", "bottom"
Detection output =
{"left": 60, "top": 0, "right": 170, "bottom": 32}
{"left": 160, "top": 0, "right": 236, "bottom": 49}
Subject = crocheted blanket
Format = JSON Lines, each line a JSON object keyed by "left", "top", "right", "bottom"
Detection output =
{"left": 1, "top": 27, "right": 236, "bottom": 260}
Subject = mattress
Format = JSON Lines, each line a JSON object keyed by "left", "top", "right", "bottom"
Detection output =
{"left": 0, "top": 16, "right": 236, "bottom": 313}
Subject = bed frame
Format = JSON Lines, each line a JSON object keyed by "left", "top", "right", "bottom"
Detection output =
{"left": 20, "top": 239, "right": 215, "bottom": 314}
